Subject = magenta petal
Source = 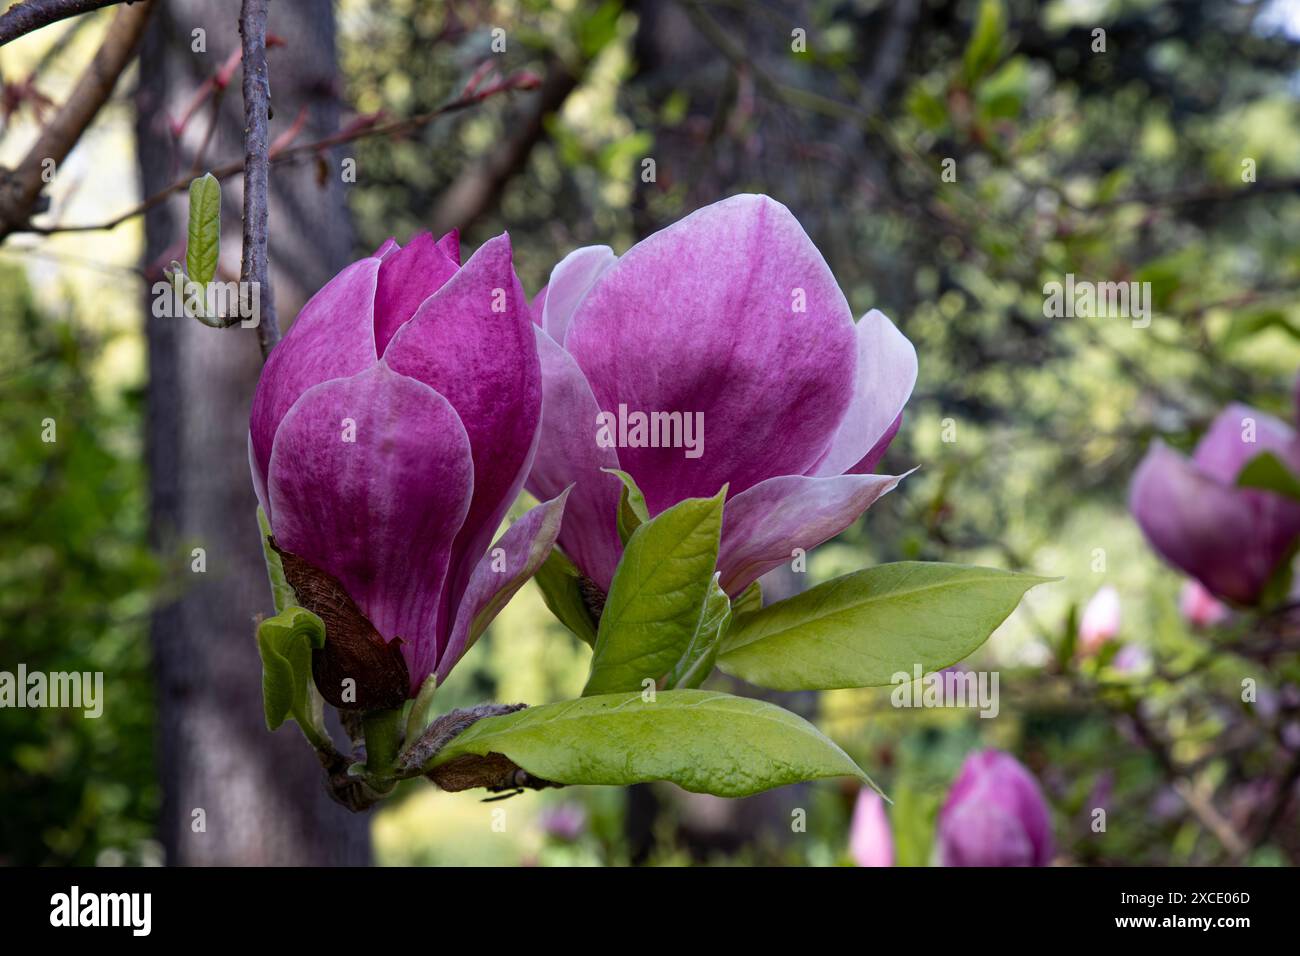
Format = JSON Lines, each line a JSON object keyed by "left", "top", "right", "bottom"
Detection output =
{"left": 385, "top": 234, "right": 543, "bottom": 629}
{"left": 565, "top": 194, "right": 858, "bottom": 513}
{"left": 530, "top": 283, "right": 548, "bottom": 327}
{"left": 266, "top": 364, "right": 474, "bottom": 690}
{"left": 249, "top": 257, "right": 381, "bottom": 492}
{"left": 436, "top": 489, "right": 570, "bottom": 683}
{"left": 1193, "top": 402, "right": 1299, "bottom": 483}
{"left": 248, "top": 431, "right": 270, "bottom": 521}
{"left": 372, "top": 237, "right": 399, "bottom": 259}
{"left": 437, "top": 229, "right": 461, "bottom": 264}
{"left": 937, "top": 751, "right": 1053, "bottom": 867}
{"left": 525, "top": 326, "right": 624, "bottom": 590}
{"left": 540, "top": 244, "right": 617, "bottom": 346}
{"left": 373, "top": 231, "right": 462, "bottom": 356}
{"left": 851, "top": 413, "right": 903, "bottom": 475}
{"left": 810, "top": 309, "right": 917, "bottom": 477}
{"left": 717, "top": 471, "right": 905, "bottom": 595}
{"left": 1129, "top": 441, "right": 1300, "bottom": 605}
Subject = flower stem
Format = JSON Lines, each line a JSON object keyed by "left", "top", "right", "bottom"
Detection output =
{"left": 362, "top": 706, "right": 404, "bottom": 785}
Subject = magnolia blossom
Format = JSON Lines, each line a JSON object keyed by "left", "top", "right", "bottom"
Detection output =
{"left": 1078, "top": 585, "right": 1121, "bottom": 654}
{"left": 849, "top": 789, "right": 894, "bottom": 867}
{"left": 1130, "top": 403, "right": 1300, "bottom": 606}
{"left": 526, "top": 194, "right": 917, "bottom": 598}
{"left": 936, "top": 750, "right": 1053, "bottom": 867}
{"left": 248, "top": 231, "right": 564, "bottom": 707}
{"left": 1179, "top": 579, "right": 1230, "bottom": 629}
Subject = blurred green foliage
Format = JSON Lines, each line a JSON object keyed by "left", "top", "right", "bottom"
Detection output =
{"left": 0, "top": 265, "right": 158, "bottom": 865}
{"left": 3, "top": 0, "right": 1299, "bottom": 866}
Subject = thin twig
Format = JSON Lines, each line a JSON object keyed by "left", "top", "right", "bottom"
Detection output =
{"left": 0, "top": 0, "right": 122, "bottom": 48}
{"left": 238, "top": 0, "right": 277, "bottom": 358}
{"left": 12, "top": 81, "right": 532, "bottom": 237}
{"left": 0, "top": 0, "right": 152, "bottom": 238}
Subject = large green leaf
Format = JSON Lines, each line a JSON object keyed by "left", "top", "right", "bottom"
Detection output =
{"left": 533, "top": 547, "right": 598, "bottom": 647}
{"left": 1236, "top": 450, "right": 1300, "bottom": 501}
{"left": 257, "top": 507, "right": 295, "bottom": 613}
{"left": 583, "top": 488, "right": 725, "bottom": 695}
{"left": 256, "top": 605, "right": 325, "bottom": 731}
{"left": 717, "top": 562, "right": 1053, "bottom": 691}
{"left": 186, "top": 172, "right": 221, "bottom": 286}
{"left": 663, "top": 573, "right": 731, "bottom": 689}
{"left": 427, "top": 689, "right": 872, "bottom": 797}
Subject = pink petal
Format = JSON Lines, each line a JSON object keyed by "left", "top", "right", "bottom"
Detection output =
{"left": 249, "top": 431, "right": 270, "bottom": 521}
{"left": 437, "top": 229, "right": 461, "bottom": 264}
{"left": 526, "top": 326, "right": 625, "bottom": 590}
{"left": 540, "top": 244, "right": 617, "bottom": 345}
{"left": 849, "top": 790, "right": 894, "bottom": 867}
{"left": 809, "top": 310, "right": 917, "bottom": 477}
{"left": 1193, "top": 402, "right": 1299, "bottom": 483}
{"left": 266, "top": 364, "right": 474, "bottom": 690}
{"left": 249, "top": 257, "right": 380, "bottom": 495}
{"left": 717, "top": 471, "right": 905, "bottom": 595}
{"left": 373, "top": 231, "right": 462, "bottom": 356}
{"left": 436, "top": 489, "right": 570, "bottom": 682}
{"left": 384, "top": 233, "right": 543, "bottom": 638}
{"left": 1130, "top": 441, "right": 1300, "bottom": 605}
{"left": 852, "top": 413, "right": 903, "bottom": 475}
{"left": 529, "top": 283, "right": 548, "bottom": 327}
{"left": 564, "top": 194, "right": 858, "bottom": 514}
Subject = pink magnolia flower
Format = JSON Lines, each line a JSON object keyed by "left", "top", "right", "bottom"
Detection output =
{"left": 248, "top": 231, "right": 565, "bottom": 708}
{"left": 1078, "top": 585, "right": 1121, "bottom": 654}
{"left": 936, "top": 750, "right": 1053, "bottom": 867}
{"left": 849, "top": 789, "right": 894, "bottom": 867}
{"left": 526, "top": 194, "right": 916, "bottom": 597}
{"left": 1179, "top": 579, "right": 1230, "bottom": 629}
{"left": 538, "top": 803, "right": 587, "bottom": 842}
{"left": 1130, "top": 403, "right": 1300, "bottom": 606}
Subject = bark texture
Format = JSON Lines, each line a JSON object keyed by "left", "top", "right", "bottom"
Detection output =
{"left": 136, "top": 0, "right": 367, "bottom": 865}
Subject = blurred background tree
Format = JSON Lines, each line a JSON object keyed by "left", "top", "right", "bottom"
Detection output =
{"left": 1, "top": 0, "right": 1298, "bottom": 865}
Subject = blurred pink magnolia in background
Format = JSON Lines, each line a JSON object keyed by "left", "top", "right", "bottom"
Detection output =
{"left": 1130, "top": 403, "right": 1300, "bottom": 606}
{"left": 1179, "top": 579, "right": 1231, "bottom": 629}
{"left": 848, "top": 789, "right": 893, "bottom": 867}
{"left": 1078, "top": 585, "right": 1121, "bottom": 655}
{"left": 936, "top": 750, "right": 1054, "bottom": 867}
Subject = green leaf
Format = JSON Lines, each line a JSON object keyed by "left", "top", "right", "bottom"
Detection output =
{"left": 533, "top": 547, "right": 598, "bottom": 647}
{"left": 186, "top": 173, "right": 221, "bottom": 286}
{"left": 717, "top": 562, "right": 1054, "bottom": 691}
{"left": 731, "top": 580, "right": 763, "bottom": 621}
{"left": 257, "top": 506, "right": 295, "bottom": 613}
{"left": 583, "top": 487, "right": 725, "bottom": 696}
{"left": 428, "top": 689, "right": 873, "bottom": 798}
{"left": 1236, "top": 450, "right": 1300, "bottom": 501}
{"left": 962, "top": 0, "right": 1006, "bottom": 86}
{"left": 663, "top": 574, "right": 731, "bottom": 689}
{"left": 256, "top": 605, "right": 325, "bottom": 731}
{"left": 603, "top": 467, "right": 649, "bottom": 545}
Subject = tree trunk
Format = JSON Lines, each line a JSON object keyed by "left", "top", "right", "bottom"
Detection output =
{"left": 136, "top": 0, "right": 368, "bottom": 865}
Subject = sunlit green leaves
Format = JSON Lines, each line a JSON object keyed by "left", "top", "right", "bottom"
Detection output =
{"left": 533, "top": 547, "right": 598, "bottom": 647}
{"left": 256, "top": 605, "right": 325, "bottom": 733}
{"left": 718, "top": 562, "right": 1054, "bottom": 691}
{"left": 257, "top": 507, "right": 295, "bottom": 613}
{"left": 185, "top": 173, "right": 221, "bottom": 286}
{"left": 583, "top": 488, "right": 725, "bottom": 695}
{"left": 428, "top": 690, "right": 873, "bottom": 798}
